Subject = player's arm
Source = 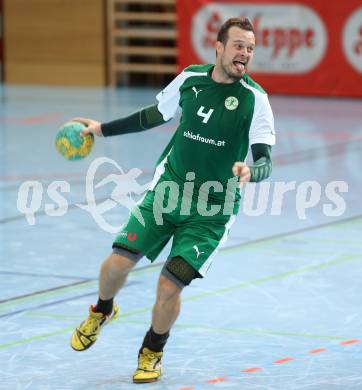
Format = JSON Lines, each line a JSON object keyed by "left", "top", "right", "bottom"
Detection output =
{"left": 232, "top": 143, "right": 272, "bottom": 183}
{"left": 233, "top": 91, "right": 275, "bottom": 183}
{"left": 74, "top": 69, "right": 189, "bottom": 138}
{"left": 73, "top": 104, "right": 167, "bottom": 137}
{"left": 102, "top": 105, "right": 167, "bottom": 136}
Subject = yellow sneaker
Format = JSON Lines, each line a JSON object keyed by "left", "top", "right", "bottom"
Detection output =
{"left": 70, "top": 303, "right": 119, "bottom": 351}
{"left": 133, "top": 347, "right": 163, "bottom": 383}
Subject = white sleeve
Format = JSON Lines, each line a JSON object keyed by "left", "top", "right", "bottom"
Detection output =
{"left": 249, "top": 93, "right": 276, "bottom": 146}
{"left": 156, "top": 71, "right": 190, "bottom": 121}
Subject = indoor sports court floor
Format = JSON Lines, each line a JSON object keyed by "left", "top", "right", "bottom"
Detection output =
{"left": 0, "top": 85, "right": 362, "bottom": 389}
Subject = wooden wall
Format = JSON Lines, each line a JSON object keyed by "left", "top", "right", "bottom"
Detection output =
{"left": 4, "top": 0, "right": 107, "bottom": 86}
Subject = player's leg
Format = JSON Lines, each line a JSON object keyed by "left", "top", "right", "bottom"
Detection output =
{"left": 70, "top": 190, "right": 175, "bottom": 352}
{"left": 152, "top": 274, "right": 181, "bottom": 333}
{"left": 98, "top": 247, "right": 139, "bottom": 304}
{"left": 70, "top": 247, "right": 142, "bottom": 352}
{"left": 132, "top": 214, "right": 236, "bottom": 381}
{"left": 133, "top": 256, "right": 199, "bottom": 383}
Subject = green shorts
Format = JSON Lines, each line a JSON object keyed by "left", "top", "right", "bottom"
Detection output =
{"left": 113, "top": 169, "right": 237, "bottom": 277}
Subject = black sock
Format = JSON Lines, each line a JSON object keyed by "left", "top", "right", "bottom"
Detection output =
{"left": 95, "top": 297, "right": 114, "bottom": 316}
{"left": 140, "top": 327, "right": 170, "bottom": 353}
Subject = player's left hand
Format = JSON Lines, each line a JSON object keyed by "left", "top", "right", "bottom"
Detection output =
{"left": 232, "top": 162, "right": 251, "bottom": 183}
{"left": 71, "top": 117, "right": 103, "bottom": 137}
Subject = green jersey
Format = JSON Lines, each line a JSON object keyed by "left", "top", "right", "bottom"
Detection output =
{"left": 154, "top": 64, "right": 275, "bottom": 204}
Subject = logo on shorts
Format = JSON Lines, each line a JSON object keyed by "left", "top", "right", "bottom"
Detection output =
{"left": 127, "top": 233, "right": 137, "bottom": 241}
{"left": 225, "top": 96, "right": 239, "bottom": 110}
{"left": 193, "top": 245, "right": 205, "bottom": 259}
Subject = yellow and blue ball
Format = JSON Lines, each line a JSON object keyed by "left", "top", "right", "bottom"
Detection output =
{"left": 55, "top": 121, "right": 94, "bottom": 160}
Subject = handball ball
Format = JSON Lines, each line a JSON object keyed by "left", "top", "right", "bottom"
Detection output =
{"left": 55, "top": 121, "right": 94, "bottom": 160}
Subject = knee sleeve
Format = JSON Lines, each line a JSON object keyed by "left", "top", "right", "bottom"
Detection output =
{"left": 112, "top": 243, "right": 143, "bottom": 263}
{"left": 161, "top": 256, "right": 200, "bottom": 289}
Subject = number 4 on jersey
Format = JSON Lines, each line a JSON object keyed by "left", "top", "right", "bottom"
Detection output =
{"left": 197, "top": 106, "right": 214, "bottom": 124}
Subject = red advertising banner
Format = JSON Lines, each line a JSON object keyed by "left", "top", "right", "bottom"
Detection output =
{"left": 177, "top": 0, "right": 362, "bottom": 97}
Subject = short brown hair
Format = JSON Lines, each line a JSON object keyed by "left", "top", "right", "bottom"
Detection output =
{"left": 217, "top": 17, "right": 255, "bottom": 45}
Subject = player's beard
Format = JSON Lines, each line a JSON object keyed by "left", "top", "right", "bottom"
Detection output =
{"left": 220, "top": 54, "right": 245, "bottom": 82}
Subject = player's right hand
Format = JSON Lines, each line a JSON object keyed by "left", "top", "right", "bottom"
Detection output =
{"left": 72, "top": 117, "right": 103, "bottom": 137}
{"left": 232, "top": 162, "right": 251, "bottom": 183}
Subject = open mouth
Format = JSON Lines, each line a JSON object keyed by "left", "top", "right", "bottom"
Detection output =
{"left": 233, "top": 60, "right": 246, "bottom": 71}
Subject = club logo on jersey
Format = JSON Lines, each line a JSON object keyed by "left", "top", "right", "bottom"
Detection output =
{"left": 225, "top": 96, "right": 239, "bottom": 110}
